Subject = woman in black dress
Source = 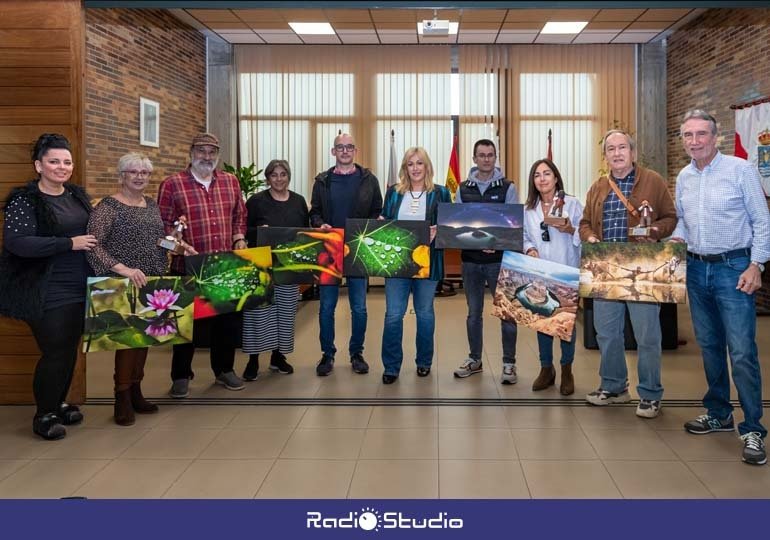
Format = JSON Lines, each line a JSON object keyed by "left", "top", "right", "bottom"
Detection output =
{"left": 0, "top": 133, "right": 96, "bottom": 440}
{"left": 87, "top": 153, "right": 190, "bottom": 425}
{"left": 242, "top": 159, "right": 309, "bottom": 380}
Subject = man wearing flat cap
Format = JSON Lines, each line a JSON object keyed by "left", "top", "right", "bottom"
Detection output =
{"left": 158, "top": 132, "right": 248, "bottom": 398}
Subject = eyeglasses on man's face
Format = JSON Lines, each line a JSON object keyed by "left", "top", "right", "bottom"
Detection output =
{"left": 334, "top": 144, "right": 356, "bottom": 152}
{"left": 474, "top": 153, "right": 496, "bottom": 161}
{"left": 540, "top": 221, "right": 550, "bottom": 242}
{"left": 122, "top": 170, "right": 151, "bottom": 177}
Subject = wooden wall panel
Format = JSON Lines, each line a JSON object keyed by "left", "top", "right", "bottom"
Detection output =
{"left": 0, "top": 0, "right": 85, "bottom": 405}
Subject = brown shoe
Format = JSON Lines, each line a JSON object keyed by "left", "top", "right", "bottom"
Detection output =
{"left": 532, "top": 366, "right": 556, "bottom": 391}
{"left": 130, "top": 383, "right": 159, "bottom": 414}
{"left": 560, "top": 364, "right": 575, "bottom": 396}
{"left": 114, "top": 389, "right": 135, "bottom": 426}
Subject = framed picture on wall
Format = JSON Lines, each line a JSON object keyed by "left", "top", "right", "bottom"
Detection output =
{"left": 139, "top": 97, "right": 159, "bottom": 147}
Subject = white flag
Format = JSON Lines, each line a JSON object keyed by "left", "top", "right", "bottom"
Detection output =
{"left": 387, "top": 130, "right": 398, "bottom": 188}
{"left": 735, "top": 101, "right": 770, "bottom": 194}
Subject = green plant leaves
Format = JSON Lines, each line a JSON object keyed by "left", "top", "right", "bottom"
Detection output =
{"left": 344, "top": 219, "right": 429, "bottom": 278}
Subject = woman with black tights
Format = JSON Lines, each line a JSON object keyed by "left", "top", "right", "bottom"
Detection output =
{"left": 0, "top": 133, "right": 96, "bottom": 440}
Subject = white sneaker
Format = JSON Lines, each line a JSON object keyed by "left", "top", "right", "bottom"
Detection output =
{"left": 635, "top": 399, "right": 661, "bottom": 418}
{"left": 585, "top": 388, "right": 631, "bottom": 406}
{"left": 453, "top": 358, "right": 482, "bottom": 378}
{"left": 500, "top": 363, "right": 518, "bottom": 385}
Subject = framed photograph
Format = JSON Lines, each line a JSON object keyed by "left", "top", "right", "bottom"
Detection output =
{"left": 256, "top": 227, "right": 344, "bottom": 285}
{"left": 436, "top": 202, "right": 524, "bottom": 251}
{"left": 344, "top": 219, "right": 431, "bottom": 278}
{"left": 139, "top": 97, "right": 159, "bottom": 147}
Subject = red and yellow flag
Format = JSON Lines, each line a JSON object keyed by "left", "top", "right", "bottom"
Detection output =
{"left": 445, "top": 135, "right": 460, "bottom": 199}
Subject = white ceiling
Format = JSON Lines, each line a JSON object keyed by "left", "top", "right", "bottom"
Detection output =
{"left": 171, "top": 7, "right": 705, "bottom": 45}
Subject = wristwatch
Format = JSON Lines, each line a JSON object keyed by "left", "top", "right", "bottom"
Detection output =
{"left": 751, "top": 261, "right": 765, "bottom": 272}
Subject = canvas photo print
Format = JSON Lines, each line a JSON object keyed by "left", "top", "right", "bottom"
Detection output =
{"left": 83, "top": 276, "right": 196, "bottom": 352}
{"left": 435, "top": 202, "right": 523, "bottom": 251}
{"left": 492, "top": 251, "right": 579, "bottom": 341}
{"left": 580, "top": 242, "right": 687, "bottom": 303}
{"left": 255, "top": 227, "right": 344, "bottom": 285}
{"left": 344, "top": 219, "right": 431, "bottom": 278}
{"left": 185, "top": 246, "right": 274, "bottom": 319}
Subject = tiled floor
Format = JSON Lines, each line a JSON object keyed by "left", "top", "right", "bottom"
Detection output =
{"left": 1, "top": 288, "right": 769, "bottom": 498}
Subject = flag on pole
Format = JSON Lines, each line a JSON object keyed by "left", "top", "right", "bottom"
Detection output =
{"left": 446, "top": 134, "right": 460, "bottom": 198}
{"left": 387, "top": 130, "right": 398, "bottom": 188}
{"left": 546, "top": 129, "right": 553, "bottom": 161}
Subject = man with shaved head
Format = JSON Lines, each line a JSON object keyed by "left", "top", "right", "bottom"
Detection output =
{"left": 309, "top": 133, "right": 382, "bottom": 376}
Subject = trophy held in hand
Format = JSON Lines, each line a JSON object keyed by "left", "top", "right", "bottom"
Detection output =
{"left": 629, "top": 200, "right": 653, "bottom": 238}
{"left": 158, "top": 216, "right": 189, "bottom": 255}
{"left": 543, "top": 189, "right": 569, "bottom": 226}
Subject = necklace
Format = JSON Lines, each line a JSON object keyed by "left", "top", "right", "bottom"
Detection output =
{"left": 408, "top": 190, "right": 425, "bottom": 200}
{"left": 408, "top": 190, "right": 425, "bottom": 215}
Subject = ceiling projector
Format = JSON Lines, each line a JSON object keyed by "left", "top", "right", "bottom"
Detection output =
{"left": 422, "top": 19, "right": 450, "bottom": 35}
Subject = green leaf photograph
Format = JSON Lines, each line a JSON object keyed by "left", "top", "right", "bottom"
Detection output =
{"left": 344, "top": 219, "right": 430, "bottom": 278}
{"left": 83, "top": 276, "right": 196, "bottom": 352}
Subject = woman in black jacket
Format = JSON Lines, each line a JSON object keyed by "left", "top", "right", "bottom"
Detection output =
{"left": 0, "top": 133, "right": 96, "bottom": 440}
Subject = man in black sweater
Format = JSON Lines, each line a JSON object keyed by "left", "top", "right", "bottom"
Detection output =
{"left": 309, "top": 133, "right": 382, "bottom": 376}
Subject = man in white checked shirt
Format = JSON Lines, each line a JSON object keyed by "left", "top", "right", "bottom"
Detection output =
{"left": 672, "top": 109, "right": 770, "bottom": 466}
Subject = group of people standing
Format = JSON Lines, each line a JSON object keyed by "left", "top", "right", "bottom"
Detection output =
{"left": 1, "top": 108, "right": 767, "bottom": 467}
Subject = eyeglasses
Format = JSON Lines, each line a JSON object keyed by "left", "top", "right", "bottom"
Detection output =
{"left": 334, "top": 144, "right": 356, "bottom": 152}
{"left": 474, "top": 153, "right": 496, "bottom": 160}
{"left": 122, "top": 170, "right": 151, "bottom": 177}
{"left": 540, "top": 221, "right": 550, "bottom": 242}
{"left": 192, "top": 147, "right": 219, "bottom": 157}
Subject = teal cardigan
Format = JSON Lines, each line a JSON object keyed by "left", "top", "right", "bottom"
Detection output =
{"left": 380, "top": 183, "right": 452, "bottom": 281}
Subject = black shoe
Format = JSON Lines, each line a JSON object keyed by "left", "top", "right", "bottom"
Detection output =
{"left": 382, "top": 373, "right": 398, "bottom": 384}
{"left": 270, "top": 351, "right": 294, "bottom": 374}
{"left": 58, "top": 403, "right": 83, "bottom": 426}
{"left": 416, "top": 367, "right": 431, "bottom": 377}
{"left": 316, "top": 354, "right": 334, "bottom": 376}
{"left": 243, "top": 355, "right": 259, "bottom": 381}
{"left": 33, "top": 413, "right": 66, "bottom": 441}
{"left": 684, "top": 414, "right": 735, "bottom": 434}
{"left": 351, "top": 353, "right": 369, "bottom": 374}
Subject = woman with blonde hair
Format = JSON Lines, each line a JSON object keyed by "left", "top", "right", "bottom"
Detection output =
{"left": 379, "top": 147, "right": 451, "bottom": 384}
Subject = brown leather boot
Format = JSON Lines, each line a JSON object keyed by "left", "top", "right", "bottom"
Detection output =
{"left": 114, "top": 389, "right": 135, "bottom": 426}
{"left": 560, "top": 364, "right": 575, "bottom": 396}
{"left": 532, "top": 366, "right": 556, "bottom": 391}
{"left": 130, "top": 350, "right": 158, "bottom": 414}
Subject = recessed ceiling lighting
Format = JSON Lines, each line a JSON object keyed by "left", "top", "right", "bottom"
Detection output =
{"left": 288, "top": 22, "right": 335, "bottom": 35}
{"left": 416, "top": 21, "right": 459, "bottom": 35}
{"left": 541, "top": 21, "right": 588, "bottom": 35}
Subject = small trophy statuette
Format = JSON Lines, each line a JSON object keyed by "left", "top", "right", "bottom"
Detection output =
{"left": 157, "top": 216, "right": 189, "bottom": 255}
{"left": 543, "top": 189, "right": 569, "bottom": 226}
{"left": 629, "top": 200, "right": 653, "bottom": 237}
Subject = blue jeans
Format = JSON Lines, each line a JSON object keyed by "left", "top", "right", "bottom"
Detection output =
{"left": 537, "top": 328, "right": 576, "bottom": 367}
{"left": 319, "top": 277, "right": 368, "bottom": 358}
{"left": 381, "top": 278, "right": 437, "bottom": 375}
{"left": 462, "top": 262, "right": 517, "bottom": 364}
{"left": 687, "top": 255, "right": 765, "bottom": 437}
{"left": 593, "top": 298, "right": 662, "bottom": 400}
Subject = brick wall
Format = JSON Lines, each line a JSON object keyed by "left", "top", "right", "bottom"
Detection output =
{"left": 667, "top": 8, "right": 770, "bottom": 310}
{"left": 85, "top": 8, "right": 206, "bottom": 199}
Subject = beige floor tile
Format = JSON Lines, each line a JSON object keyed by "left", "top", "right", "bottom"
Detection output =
{"left": 359, "top": 428, "right": 438, "bottom": 460}
{"left": 348, "top": 459, "right": 438, "bottom": 498}
{"left": 199, "top": 428, "right": 293, "bottom": 459}
{"left": 0, "top": 459, "right": 30, "bottom": 482}
{"left": 228, "top": 406, "right": 307, "bottom": 428}
{"left": 376, "top": 377, "right": 439, "bottom": 398}
{"left": 75, "top": 459, "right": 191, "bottom": 498}
{"left": 0, "top": 459, "right": 109, "bottom": 498}
{"left": 604, "top": 460, "right": 712, "bottom": 498}
{"left": 522, "top": 460, "right": 621, "bottom": 498}
{"left": 37, "top": 428, "right": 149, "bottom": 460}
{"left": 281, "top": 429, "right": 365, "bottom": 460}
{"left": 0, "top": 407, "right": 34, "bottom": 429}
{"left": 687, "top": 461, "right": 770, "bottom": 498}
{"left": 438, "top": 406, "right": 509, "bottom": 428}
{"left": 0, "top": 430, "right": 53, "bottom": 459}
{"left": 79, "top": 404, "right": 178, "bottom": 429}
{"left": 256, "top": 459, "right": 356, "bottom": 498}
{"left": 437, "top": 378, "right": 502, "bottom": 400}
{"left": 572, "top": 406, "right": 655, "bottom": 431}
{"left": 647, "top": 407, "right": 708, "bottom": 431}
{"left": 120, "top": 428, "right": 219, "bottom": 459}
{"left": 298, "top": 406, "right": 372, "bottom": 428}
{"left": 439, "top": 428, "right": 517, "bottom": 460}
{"left": 157, "top": 406, "right": 241, "bottom": 429}
{"left": 368, "top": 406, "right": 438, "bottom": 428}
{"left": 512, "top": 429, "right": 598, "bottom": 460}
{"left": 656, "top": 430, "right": 741, "bottom": 461}
{"left": 439, "top": 460, "right": 530, "bottom": 499}
{"left": 583, "top": 429, "right": 679, "bottom": 461}
{"left": 163, "top": 459, "right": 273, "bottom": 498}
{"left": 503, "top": 406, "right": 578, "bottom": 429}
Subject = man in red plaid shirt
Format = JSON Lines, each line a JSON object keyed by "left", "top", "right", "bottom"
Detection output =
{"left": 158, "top": 133, "right": 248, "bottom": 398}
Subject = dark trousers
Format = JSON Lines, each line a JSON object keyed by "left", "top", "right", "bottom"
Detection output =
{"left": 27, "top": 302, "right": 85, "bottom": 416}
{"left": 170, "top": 311, "right": 240, "bottom": 381}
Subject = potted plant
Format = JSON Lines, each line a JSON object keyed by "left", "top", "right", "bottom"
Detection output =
{"left": 223, "top": 162, "right": 264, "bottom": 200}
